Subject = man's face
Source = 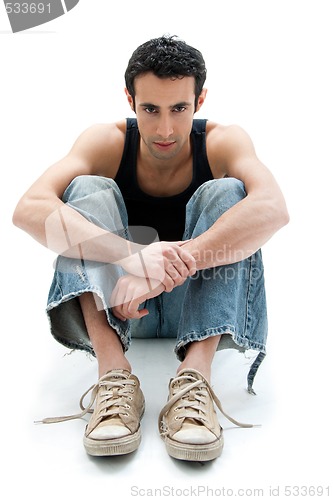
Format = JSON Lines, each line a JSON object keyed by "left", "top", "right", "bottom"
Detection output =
{"left": 126, "top": 73, "right": 206, "bottom": 161}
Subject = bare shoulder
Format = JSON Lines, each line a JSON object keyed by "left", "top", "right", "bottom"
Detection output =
{"left": 206, "top": 121, "right": 258, "bottom": 178}
{"left": 206, "top": 121, "right": 255, "bottom": 155}
{"left": 69, "top": 120, "right": 127, "bottom": 175}
{"left": 22, "top": 120, "right": 127, "bottom": 200}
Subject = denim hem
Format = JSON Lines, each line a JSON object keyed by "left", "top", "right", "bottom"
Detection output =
{"left": 46, "top": 287, "right": 131, "bottom": 354}
{"left": 174, "top": 325, "right": 266, "bottom": 361}
{"left": 46, "top": 310, "right": 96, "bottom": 355}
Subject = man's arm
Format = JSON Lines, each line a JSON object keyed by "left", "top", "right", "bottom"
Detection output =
{"left": 183, "top": 124, "right": 289, "bottom": 269}
{"left": 12, "top": 123, "right": 128, "bottom": 260}
{"left": 112, "top": 124, "right": 289, "bottom": 321}
{"left": 12, "top": 122, "right": 195, "bottom": 290}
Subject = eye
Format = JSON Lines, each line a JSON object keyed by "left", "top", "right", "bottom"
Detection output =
{"left": 173, "top": 106, "right": 187, "bottom": 113}
{"left": 144, "top": 107, "right": 158, "bottom": 114}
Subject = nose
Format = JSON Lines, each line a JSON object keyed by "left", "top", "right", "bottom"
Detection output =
{"left": 156, "top": 116, "right": 173, "bottom": 138}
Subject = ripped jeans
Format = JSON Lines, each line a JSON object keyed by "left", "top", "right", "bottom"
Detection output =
{"left": 46, "top": 176, "right": 268, "bottom": 391}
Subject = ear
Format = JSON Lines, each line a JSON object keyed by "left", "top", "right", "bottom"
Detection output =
{"left": 124, "top": 88, "right": 135, "bottom": 111}
{"left": 195, "top": 88, "right": 207, "bottom": 112}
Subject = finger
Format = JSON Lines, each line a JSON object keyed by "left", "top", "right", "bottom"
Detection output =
{"left": 113, "top": 304, "right": 149, "bottom": 321}
{"left": 178, "top": 249, "right": 197, "bottom": 275}
{"left": 164, "top": 249, "right": 192, "bottom": 280}
{"left": 175, "top": 239, "right": 192, "bottom": 246}
{"left": 161, "top": 273, "right": 175, "bottom": 292}
{"left": 110, "top": 285, "right": 127, "bottom": 308}
{"left": 128, "top": 300, "right": 149, "bottom": 319}
{"left": 119, "top": 300, "right": 149, "bottom": 320}
{"left": 126, "top": 296, "right": 141, "bottom": 317}
{"left": 111, "top": 306, "right": 127, "bottom": 321}
{"left": 167, "top": 244, "right": 196, "bottom": 268}
{"left": 121, "top": 283, "right": 149, "bottom": 317}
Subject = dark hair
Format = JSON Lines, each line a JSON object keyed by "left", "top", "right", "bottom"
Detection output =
{"left": 125, "top": 35, "right": 207, "bottom": 109}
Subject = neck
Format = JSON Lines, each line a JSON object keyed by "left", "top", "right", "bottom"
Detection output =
{"left": 138, "top": 138, "right": 192, "bottom": 173}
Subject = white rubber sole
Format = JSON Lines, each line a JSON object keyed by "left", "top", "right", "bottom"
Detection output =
{"left": 83, "top": 428, "right": 142, "bottom": 456}
{"left": 164, "top": 433, "right": 224, "bottom": 462}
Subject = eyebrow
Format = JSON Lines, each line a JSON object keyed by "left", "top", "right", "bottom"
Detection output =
{"left": 139, "top": 101, "right": 192, "bottom": 109}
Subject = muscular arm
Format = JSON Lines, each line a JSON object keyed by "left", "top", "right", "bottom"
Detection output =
{"left": 12, "top": 123, "right": 128, "bottom": 261}
{"left": 13, "top": 122, "right": 195, "bottom": 290}
{"left": 184, "top": 124, "right": 289, "bottom": 269}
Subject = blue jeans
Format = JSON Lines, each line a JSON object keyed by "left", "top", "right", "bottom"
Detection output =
{"left": 47, "top": 176, "right": 268, "bottom": 391}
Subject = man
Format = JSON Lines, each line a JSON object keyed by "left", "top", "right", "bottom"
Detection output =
{"left": 13, "top": 35, "right": 289, "bottom": 462}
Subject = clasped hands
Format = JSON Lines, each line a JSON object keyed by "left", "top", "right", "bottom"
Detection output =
{"left": 111, "top": 240, "right": 196, "bottom": 321}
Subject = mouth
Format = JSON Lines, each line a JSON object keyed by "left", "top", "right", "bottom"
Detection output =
{"left": 153, "top": 141, "right": 176, "bottom": 150}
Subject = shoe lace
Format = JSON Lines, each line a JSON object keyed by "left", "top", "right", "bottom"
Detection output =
{"left": 35, "top": 372, "right": 136, "bottom": 425}
{"left": 159, "top": 372, "right": 255, "bottom": 436}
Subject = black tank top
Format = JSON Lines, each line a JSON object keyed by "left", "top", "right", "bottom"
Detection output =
{"left": 115, "top": 118, "right": 213, "bottom": 241}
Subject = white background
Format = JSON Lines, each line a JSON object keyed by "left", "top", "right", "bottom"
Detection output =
{"left": 1, "top": 1, "right": 332, "bottom": 498}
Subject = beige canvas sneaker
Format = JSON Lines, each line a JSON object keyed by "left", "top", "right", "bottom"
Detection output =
{"left": 158, "top": 369, "right": 253, "bottom": 462}
{"left": 83, "top": 369, "right": 145, "bottom": 456}
{"left": 39, "top": 369, "right": 145, "bottom": 457}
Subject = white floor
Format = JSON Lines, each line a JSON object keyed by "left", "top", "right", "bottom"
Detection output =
{"left": 10, "top": 336, "right": 279, "bottom": 497}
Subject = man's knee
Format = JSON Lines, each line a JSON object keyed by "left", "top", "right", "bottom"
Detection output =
{"left": 62, "top": 175, "right": 119, "bottom": 203}
{"left": 191, "top": 177, "right": 246, "bottom": 211}
{"left": 184, "top": 178, "right": 247, "bottom": 239}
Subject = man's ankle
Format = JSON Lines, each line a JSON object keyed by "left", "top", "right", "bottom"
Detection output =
{"left": 177, "top": 363, "right": 211, "bottom": 382}
{"left": 98, "top": 361, "right": 132, "bottom": 378}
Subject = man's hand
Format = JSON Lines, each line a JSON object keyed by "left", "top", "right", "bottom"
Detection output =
{"left": 111, "top": 274, "right": 165, "bottom": 321}
{"left": 116, "top": 240, "right": 197, "bottom": 292}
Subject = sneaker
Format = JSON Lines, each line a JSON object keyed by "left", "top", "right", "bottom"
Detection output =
{"left": 158, "top": 369, "right": 253, "bottom": 462}
{"left": 38, "top": 369, "right": 145, "bottom": 457}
